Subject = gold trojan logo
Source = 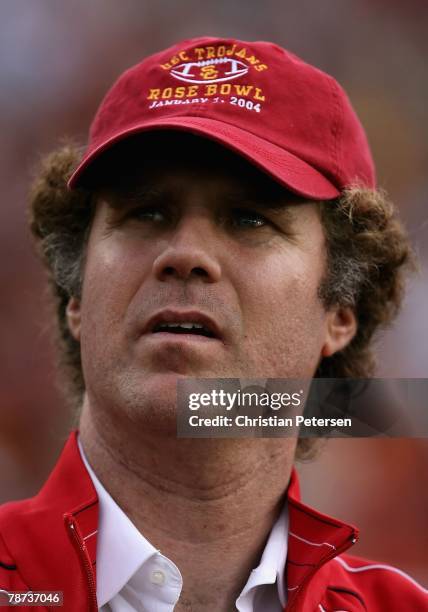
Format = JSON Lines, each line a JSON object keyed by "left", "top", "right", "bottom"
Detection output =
{"left": 171, "top": 57, "right": 249, "bottom": 84}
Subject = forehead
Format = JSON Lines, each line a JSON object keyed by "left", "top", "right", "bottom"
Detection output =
{"left": 85, "top": 131, "right": 307, "bottom": 204}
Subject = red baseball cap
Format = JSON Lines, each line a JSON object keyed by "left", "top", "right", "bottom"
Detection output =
{"left": 68, "top": 36, "right": 376, "bottom": 198}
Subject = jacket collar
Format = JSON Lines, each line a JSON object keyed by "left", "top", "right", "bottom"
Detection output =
{"left": 285, "top": 470, "right": 358, "bottom": 609}
{"left": 1, "top": 431, "right": 358, "bottom": 610}
{"left": 0, "top": 431, "right": 99, "bottom": 610}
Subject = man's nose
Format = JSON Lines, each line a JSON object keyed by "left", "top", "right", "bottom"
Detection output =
{"left": 152, "top": 216, "right": 222, "bottom": 283}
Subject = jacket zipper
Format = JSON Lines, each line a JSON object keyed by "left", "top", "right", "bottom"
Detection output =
{"left": 285, "top": 530, "right": 358, "bottom": 611}
{"left": 65, "top": 515, "right": 98, "bottom": 612}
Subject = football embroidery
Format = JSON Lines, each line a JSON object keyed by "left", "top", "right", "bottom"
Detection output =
{"left": 170, "top": 58, "right": 249, "bottom": 84}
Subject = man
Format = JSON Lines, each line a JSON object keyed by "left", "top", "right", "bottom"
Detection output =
{"left": 0, "top": 36, "right": 426, "bottom": 611}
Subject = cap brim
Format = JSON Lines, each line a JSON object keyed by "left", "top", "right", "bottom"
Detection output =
{"left": 68, "top": 116, "right": 340, "bottom": 199}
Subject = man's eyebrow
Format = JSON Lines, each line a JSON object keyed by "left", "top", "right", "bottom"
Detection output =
{"left": 99, "top": 183, "right": 166, "bottom": 209}
{"left": 223, "top": 191, "right": 302, "bottom": 216}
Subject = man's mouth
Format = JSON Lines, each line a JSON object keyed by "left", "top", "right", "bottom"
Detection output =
{"left": 145, "top": 310, "right": 222, "bottom": 341}
{"left": 152, "top": 322, "right": 216, "bottom": 338}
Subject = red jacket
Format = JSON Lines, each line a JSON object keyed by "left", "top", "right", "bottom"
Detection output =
{"left": 0, "top": 431, "right": 427, "bottom": 611}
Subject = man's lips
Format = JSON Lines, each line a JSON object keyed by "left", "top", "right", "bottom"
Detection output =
{"left": 143, "top": 309, "right": 223, "bottom": 342}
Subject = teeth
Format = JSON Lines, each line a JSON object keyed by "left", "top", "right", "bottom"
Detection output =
{"left": 159, "top": 322, "right": 205, "bottom": 329}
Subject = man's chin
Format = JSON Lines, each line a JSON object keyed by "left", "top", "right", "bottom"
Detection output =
{"left": 120, "top": 373, "right": 186, "bottom": 436}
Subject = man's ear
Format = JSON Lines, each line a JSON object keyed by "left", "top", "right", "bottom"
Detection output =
{"left": 66, "top": 296, "right": 82, "bottom": 342}
{"left": 321, "top": 306, "right": 357, "bottom": 357}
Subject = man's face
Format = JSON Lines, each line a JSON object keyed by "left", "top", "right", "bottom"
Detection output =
{"left": 69, "top": 134, "right": 351, "bottom": 428}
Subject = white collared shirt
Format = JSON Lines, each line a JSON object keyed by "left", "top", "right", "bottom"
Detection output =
{"left": 78, "top": 439, "right": 288, "bottom": 611}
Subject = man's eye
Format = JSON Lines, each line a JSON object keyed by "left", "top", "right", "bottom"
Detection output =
{"left": 128, "top": 206, "right": 166, "bottom": 223}
{"left": 230, "top": 208, "right": 268, "bottom": 228}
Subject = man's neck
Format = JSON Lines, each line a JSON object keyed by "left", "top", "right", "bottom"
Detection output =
{"left": 79, "top": 403, "right": 295, "bottom": 610}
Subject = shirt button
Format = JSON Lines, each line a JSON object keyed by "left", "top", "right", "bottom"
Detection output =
{"left": 150, "top": 570, "right": 166, "bottom": 585}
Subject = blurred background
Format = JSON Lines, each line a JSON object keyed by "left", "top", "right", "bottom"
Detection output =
{"left": 1, "top": 0, "right": 427, "bottom": 588}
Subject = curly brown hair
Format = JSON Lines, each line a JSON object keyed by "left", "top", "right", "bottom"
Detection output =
{"left": 28, "top": 141, "right": 415, "bottom": 457}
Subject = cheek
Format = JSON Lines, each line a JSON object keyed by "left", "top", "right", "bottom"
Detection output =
{"left": 79, "top": 237, "right": 150, "bottom": 353}
{"left": 241, "top": 246, "right": 325, "bottom": 314}
{"left": 234, "top": 249, "right": 328, "bottom": 374}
